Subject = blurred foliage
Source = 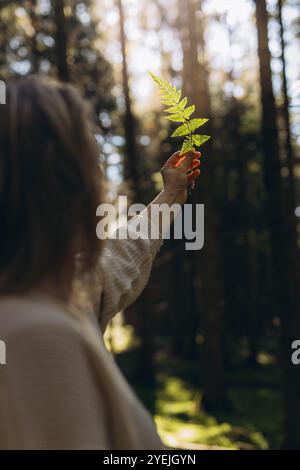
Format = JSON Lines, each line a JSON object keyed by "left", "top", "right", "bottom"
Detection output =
{"left": 111, "top": 321, "right": 280, "bottom": 449}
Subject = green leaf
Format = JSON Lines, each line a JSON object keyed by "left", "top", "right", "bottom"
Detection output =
{"left": 150, "top": 71, "right": 212, "bottom": 160}
{"left": 149, "top": 71, "right": 161, "bottom": 85}
{"left": 166, "top": 114, "right": 185, "bottom": 123}
{"left": 149, "top": 73, "right": 168, "bottom": 93}
{"left": 178, "top": 97, "right": 188, "bottom": 110}
{"left": 180, "top": 139, "right": 193, "bottom": 155}
{"left": 164, "top": 105, "right": 179, "bottom": 114}
{"left": 161, "top": 97, "right": 175, "bottom": 105}
{"left": 165, "top": 99, "right": 188, "bottom": 115}
{"left": 174, "top": 89, "right": 181, "bottom": 103}
{"left": 190, "top": 118, "right": 209, "bottom": 132}
{"left": 171, "top": 123, "right": 190, "bottom": 137}
{"left": 192, "top": 134, "right": 211, "bottom": 146}
{"left": 184, "top": 105, "right": 195, "bottom": 119}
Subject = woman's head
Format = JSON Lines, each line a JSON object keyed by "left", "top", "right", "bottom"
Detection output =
{"left": 0, "top": 76, "right": 103, "bottom": 296}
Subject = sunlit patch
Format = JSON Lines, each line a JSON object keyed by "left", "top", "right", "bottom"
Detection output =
{"left": 104, "top": 313, "right": 140, "bottom": 353}
{"left": 153, "top": 373, "right": 268, "bottom": 449}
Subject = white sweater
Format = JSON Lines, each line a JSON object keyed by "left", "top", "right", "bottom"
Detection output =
{"left": 0, "top": 214, "right": 164, "bottom": 449}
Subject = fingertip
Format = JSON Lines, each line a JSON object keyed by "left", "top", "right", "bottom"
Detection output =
{"left": 187, "top": 168, "right": 201, "bottom": 184}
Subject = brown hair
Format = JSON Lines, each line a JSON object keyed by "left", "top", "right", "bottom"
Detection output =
{"left": 0, "top": 76, "right": 103, "bottom": 296}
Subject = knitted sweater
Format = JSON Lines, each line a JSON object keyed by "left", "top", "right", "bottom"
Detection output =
{"left": 0, "top": 214, "right": 164, "bottom": 449}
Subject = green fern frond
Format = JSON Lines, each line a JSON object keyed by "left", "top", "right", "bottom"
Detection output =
{"left": 181, "top": 139, "right": 194, "bottom": 155}
{"left": 189, "top": 118, "right": 209, "bottom": 132}
{"left": 149, "top": 71, "right": 210, "bottom": 155}
{"left": 171, "top": 123, "right": 190, "bottom": 138}
{"left": 166, "top": 114, "right": 185, "bottom": 123}
{"left": 193, "top": 134, "right": 211, "bottom": 146}
{"left": 183, "top": 105, "right": 195, "bottom": 119}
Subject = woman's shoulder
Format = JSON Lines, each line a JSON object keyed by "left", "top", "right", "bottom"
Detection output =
{"left": 0, "top": 296, "right": 112, "bottom": 450}
{"left": 0, "top": 295, "right": 98, "bottom": 397}
{"left": 0, "top": 295, "right": 83, "bottom": 343}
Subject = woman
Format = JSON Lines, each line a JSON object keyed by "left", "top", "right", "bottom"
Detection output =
{"left": 0, "top": 76, "right": 201, "bottom": 449}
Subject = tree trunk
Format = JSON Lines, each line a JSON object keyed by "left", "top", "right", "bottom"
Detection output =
{"left": 28, "top": 0, "right": 39, "bottom": 73}
{"left": 116, "top": 0, "right": 142, "bottom": 200}
{"left": 179, "top": 0, "right": 227, "bottom": 410}
{"left": 52, "top": 0, "right": 69, "bottom": 81}
{"left": 254, "top": 0, "right": 300, "bottom": 449}
{"left": 278, "top": 0, "right": 296, "bottom": 210}
{"left": 116, "top": 0, "right": 154, "bottom": 385}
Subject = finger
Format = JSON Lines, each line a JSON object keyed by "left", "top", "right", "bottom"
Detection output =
{"left": 187, "top": 168, "right": 200, "bottom": 184}
{"left": 191, "top": 159, "right": 200, "bottom": 169}
{"left": 188, "top": 168, "right": 200, "bottom": 184}
{"left": 181, "top": 150, "right": 196, "bottom": 170}
{"left": 186, "top": 159, "right": 200, "bottom": 172}
{"left": 175, "top": 154, "right": 197, "bottom": 168}
{"left": 175, "top": 150, "right": 199, "bottom": 168}
{"left": 164, "top": 151, "right": 181, "bottom": 168}
{"left": 175, "top": 157, "right": 185, "bottom": 167}
{"left": 176, "top": 150, "right": 195, "bottom": 170}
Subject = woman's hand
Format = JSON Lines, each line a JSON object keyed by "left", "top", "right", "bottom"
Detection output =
{"left": 143, "top": 149, "right": 201, "bottom": 237}
{"left": 161, "top": 149, "right": 201, "bottom": 205}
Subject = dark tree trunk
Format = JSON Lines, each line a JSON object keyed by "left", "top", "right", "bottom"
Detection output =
{"left": 116, "top": 0, "right": 154, "bottom": 385}
{"left": 179, "top": 0, "right": 227, "bottom": 410}
{"left": 254, "top": 0, "right": 300, "bottom": 449}
{"left": 28, "top": 0, "right": 39, "bottom": 73}
{"left": 278, "top": 0, "right": 296, "bottom": 210}
{"left": 117, "top": 0, "right": 142, "bottom": 200}
{"left": 52, "top": 0, "right": 69, "bottom": 82}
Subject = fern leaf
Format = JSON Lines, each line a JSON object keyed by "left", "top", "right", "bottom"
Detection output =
{"left": 161, "top": 97, "right": 175, "bottom": 105}
{"left": 180, "top": 139, "right": 193, "bottom": 155}
{"left": 171, "top": 123, "right": 190, "bottom": 137}
{"left": 171, "top": 86, "right": 177, "bottom": 97}
{"left": 193, "top": 134, "right": 211, "bottom": 146}
{"left": 184, "top": 105, "right": 195, "bottom": 119}
{"left": 178, "top": 97, "right": 187, "bottom": 110}
{"left": 150, "top": 71, "right": 211, "bottom": 163}
{"left": 166, "top": 114, "right": 185, "bottom": 123}
{"left": 190, "top": 118, "right": 209, "bottom": 132}
{"left": 165, "top": 99, "right": 187, "bottom": 115}
{"left": 149, "top": 72, "right": 160, "bottom": 85}
{"left": 164, "top": 105, "right": 179, "bottom": 114}
{"left": 174, "top": 89, "right": 181, "bottom": 103}
{"left": 149, "top": 73, "right": 166, "bottom": 92}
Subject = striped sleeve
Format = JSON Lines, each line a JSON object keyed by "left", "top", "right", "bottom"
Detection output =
{"left": 95, "top": 213, "right": 163, "bottom": 331}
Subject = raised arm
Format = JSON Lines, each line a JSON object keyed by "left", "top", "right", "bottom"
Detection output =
{"left": 94, "top": 150, "right": 201, "bottom": 331}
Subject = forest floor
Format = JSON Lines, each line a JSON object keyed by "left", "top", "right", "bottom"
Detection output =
{"left": 115, "top": 347, "right": 282, "bottom": 450}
